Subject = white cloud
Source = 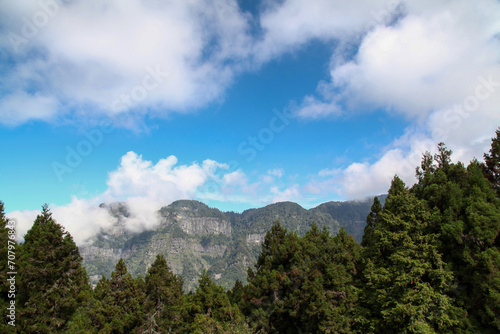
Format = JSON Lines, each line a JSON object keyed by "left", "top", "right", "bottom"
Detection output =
{"left": 7, "top": 152, "right": 299, "bottom": 245}
{"left": 255, "top": 0, "right": 401, "bottom": 62}
{"left": 0, "top": 0, "right": 253, "bottom": 126}
{"left": 292, "top": 0, "right": 500, "bottom": 198}
{"left": 103, "top": 152, "right": 222, "bottom": 202}
{"left": 8, "top": 151, "right": 229, "bottom": 245}
{"left": 0, "top": 0, "right": 411, "bottom": 127}
{"left": 0, "top": 92, "right": 60, "bottom": 126}
{"left": 270, "top": 184, "right": 302, "bottom": 203}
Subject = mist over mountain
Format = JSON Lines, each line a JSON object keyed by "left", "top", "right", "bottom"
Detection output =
{"left": 80, "top": 197, "right": 385, "bottom": 290}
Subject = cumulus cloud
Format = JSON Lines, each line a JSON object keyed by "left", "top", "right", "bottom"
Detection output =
{"left": 8, "top": 152, "right": 229, "bottom": 245}
{"left": 292, "top": 0, "right": 500, "bottom": 198}
{"left": 7, "top": 151, "right": 301, "bottom": 245}
{"left": 304, "top": 129, "right": 494, "bottom": 200}
{"left": 255, "top": 0, "right": 402, "bottom": 62}
{"left": 0, "top": 0, "right": 253, "bottom": 126}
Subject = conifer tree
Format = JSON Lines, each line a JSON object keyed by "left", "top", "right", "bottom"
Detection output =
{"left": 359, "top": 177, "right": 464, "bottom": 333}
{"left": 228, "top": 279, "right": 244, "bottom": 307}
{"left": 484, "top": 128, "right": 500, "bottom": 197}
{"left": 244, "top": 222, "right": 360, "bottom": 333}
{"left": 89, "top": 258, "right": 146, "bottom": 333}
{"left": 361, "top": 196, "right": 382, "bottom": 248}
{"left": 17, "top": 204, "right": 89, "bottom": 333}
{"left": 243, "top": 222, "right": 298, "bottom": 332}
{"left": 412, "top": 143, "right": 500, "bottom": 332}
{"left": 306, "top": 226, "right": 360, "bottom": 333}
{"left": 185, "top": 269, "right": 243, "bottom": 333}
{"left": 141, "top": 254, "right": 184, "bottom": 333}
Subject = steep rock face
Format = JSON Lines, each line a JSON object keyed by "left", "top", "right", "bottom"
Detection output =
{"left": 178, "top": 217, "right": 231, "bottom": 236}
{"left": 80, "top": 246, "right": 130, "bottom": 262}
{"left": 81, "top": 197, "right": 380, "bottom": 291}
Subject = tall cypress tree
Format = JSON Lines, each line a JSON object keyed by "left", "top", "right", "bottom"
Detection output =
{"left": 243, "top": 222, "right": 360, "bottom": 333}
{"left": 484, "top": 128, "right": 500, "bottom": 197}
{"left": 412, "top": 143, "right": 500, "bottom": 332}
{"left": 361, "top": 196, "right": 382, "bottom": 248}
{"left": 17, "top": 205, "right": 89, "bottom": 333}
{"left": 88, "top": 258, "right": 146, "bottom": 333}
{"left": 184, "top": 269, "right": 243, "bottom": 333}
{"left": 359, "top": 177, "right": 464, "bottom": 333}
{"left": 141, "top": 254, "right": 184, "bottom": 333}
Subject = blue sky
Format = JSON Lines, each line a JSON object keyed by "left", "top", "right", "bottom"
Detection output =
{"left": 1, "top": 0, "right": 499, "bottom": 244}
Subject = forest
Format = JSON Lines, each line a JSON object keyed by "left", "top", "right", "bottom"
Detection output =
{"left": 1, "top": 130, "right": 500, "bottom": 333}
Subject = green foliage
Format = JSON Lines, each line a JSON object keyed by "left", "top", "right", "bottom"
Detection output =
{"left": 141, "top": 254, "right": 184, "bottom": 332}
{"left": 484, "top": 128, "right": 500, "bottom": 197}
{"left": 358, "top": 177, "right": 464, "bottom": 333}
{"left": 228, "top": 279, "right": 244, "bottom": 307}
{"left": 184, "top": 270, "right": 244, "bottom": 333}
{"left": 360, "top": 196, "right": 382, "bottom": 248}
{"left": 243, "top": 222, "right": 360, "bottom": 333}
{"left": 17, "top": 205, "right": 90, "bottom": 333}
{"left": 87, "top": 259, "right": 146, "bottom": 333}
{"left": 411, "top": 143, "right": 500, "bottom": 333}
{"left": 82, "top": 197, "right": 378, "bottom": 292}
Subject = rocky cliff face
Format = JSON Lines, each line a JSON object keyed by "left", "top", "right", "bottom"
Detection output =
{"left": 81, "top": 197, "right": 379, "bottom": 290}
{"left": 178, "top": 217, "right": 231, "bottom": 236}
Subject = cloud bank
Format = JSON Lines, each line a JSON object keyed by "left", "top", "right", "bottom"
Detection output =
{"left": 0, "top": 0, "right": 252, "bottom": 126}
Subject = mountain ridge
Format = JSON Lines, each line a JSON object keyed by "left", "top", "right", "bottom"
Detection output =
{"left": 81, "top": 196, "right": 385, "bottom": 290}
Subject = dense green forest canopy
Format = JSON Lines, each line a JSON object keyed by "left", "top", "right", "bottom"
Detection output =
{"left": 1, "top": 130, "right": 500, "bottom": 333}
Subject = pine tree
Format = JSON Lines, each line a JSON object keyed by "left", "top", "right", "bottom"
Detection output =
{"left": 359, "top": 177, "right": 464, "bottom": 333}
{"left": 88, "top": 258, "right": 146, "bottom": 333}
{"left": 228, "top": 279, "right": 244, "bottom": 307}
{"left": 306, "top": 226, "right": 360, "bottom": 333}
{"left": 361, "top": 196, "right": 382, "bottom": 248}
{"left": 243, "top": 222, "right": 298, "bottom": 332}
{"left": 17, "top": 204, "right": 90, "bottom": 333}
{"left": 243, "top": 222, "right": 360, "bottom": 333}
{"left": 184, "top": 269, "right": 243, "bottom": 333}
{"left": 484, "top": 128, "right": 500, "bottom": 197}
{"left": 141, "top": 254, "right": 184, "bottom": 333}
{"left": 412, "top": 143, "right": 500, "bottom": 332}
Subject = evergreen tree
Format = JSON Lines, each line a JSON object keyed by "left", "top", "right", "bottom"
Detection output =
{"left": 228, "top": 279, "right": 244, "bottom": 307}
{"left": 17, "top": 204, "right": 90, "bottom": 333}
{"left": 243, "top": 222, "right": 298, "bottom": 332}
{"left": 412, "top": 143, "right": 500, "bottom": 332}
{"left": 305, "top": 226, "right": 360, "bottom": 333}
{"left": 359, "top": 177, "right": 464, "bottom": 333}
{"left": 184, "top": 270, "right": 243, "bottom": 333}
{"left": 244, "top": 222, "right": 360, "bottom": 333}
{"left": 361, "top": 196, "right": 382, "bottom": 248}
{"left": 484, "top": 128, "right": 500, "bottom": 197}
{"left": 87, "top": 259, "right": 146, "bottom": 333}
{"left": 141, "top": 254, "right": 184, "bottom": 333}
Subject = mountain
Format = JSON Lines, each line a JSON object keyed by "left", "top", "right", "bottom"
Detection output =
{"left": 80, "top": 197, "right": 382, "bottom": 290}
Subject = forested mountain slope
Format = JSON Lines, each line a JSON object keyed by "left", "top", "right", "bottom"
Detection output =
{"left": 80, "top": 197, "right": 378, "bottom": 290}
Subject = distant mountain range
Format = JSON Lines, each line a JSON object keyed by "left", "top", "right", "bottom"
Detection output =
{"left": 80, "top": 196, "right": 386, "bottom": 290}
